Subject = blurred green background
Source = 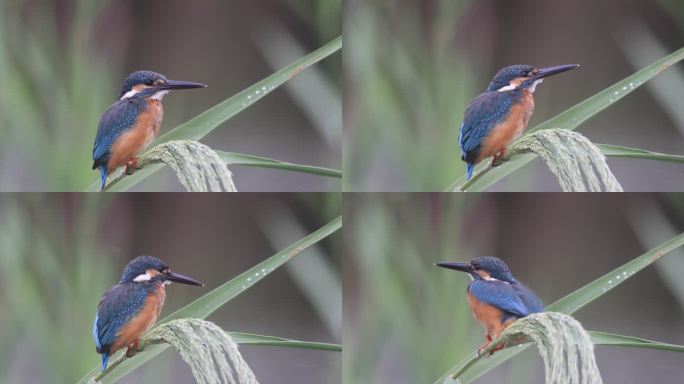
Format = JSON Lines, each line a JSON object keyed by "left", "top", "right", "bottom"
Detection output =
{"left": 0, "top": 193, "right": 341, "bottom": 383}
{"left": 344, "top": 0, "right": 684, "bottom": 191}
{"left": 344, "top": 193, "right": 684, "bottom": 383}
{"left": 0, "top": 0, "right": 340, "bottom": 191}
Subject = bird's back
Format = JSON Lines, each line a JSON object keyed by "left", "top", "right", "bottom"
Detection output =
{"left": 468, "top": 279, "right": 543, "bottom": 320}
{"left": 92, "top": 98, "right": 146, "bottom": 170}
{"left": 460, "top": 92, "right": 516, "bottom": 161}
{"left": 513, "top": 281, "right": 544, "bottom": 314}
{"left": 93, "top": 281, "right": 151, "bottom": 353}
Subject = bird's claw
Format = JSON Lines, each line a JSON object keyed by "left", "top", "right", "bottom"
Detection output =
{"left": 125, "top": 347, "right": 137, "bottom": 358}
{"left": 125, "top": 339, "right": 142, "bottom": 357}
{"left": 477, "top": 344, "right": 490, "bottom": 358}
{"left": 491, "top": 151, "right": 506, "bottom": 167}
{"left": 124, "top": 158, "right": 139, "bottom": 175}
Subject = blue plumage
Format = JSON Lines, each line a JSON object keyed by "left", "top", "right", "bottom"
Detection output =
{"left": 437, "top": 256, "right": 545, "bottom": 354}
{"left": 92, "top": 98, "right": 147, "bottom": 190}
{"left": 119, "top": 71, "right": 167, "bottom": 98}
{"left": 468, "top": 279, "right": 530, "bottom": 320}
{"left": 91, "top": 70, "right": 185, "bottom": 191}
{"left": 485, "top": 65, "right": 536, "bottom": 92}
{"left": 93, "top": 256, "right": 204, "bottom": 371}
{"left": 459, "top": 90, "right": 521, "bottom": 177}
{"left": 437, "top": 256, "right": 544, "bottom": 321}
{"left": 94, "top": 283, "right": 149, "bottom": 349}
{"left": 458, "top": 64, "right": 579, "bottom": 180}
{"left": 93, "top": 282, "right": 153, "bottom": 370}
{"left": 514, "top": 281, "right": 545, "bottom": 314}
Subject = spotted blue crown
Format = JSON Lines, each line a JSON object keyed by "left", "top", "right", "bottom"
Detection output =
{"left": 120, "top": 255, "right": 168, "bottom": 283}
{"left": 470, "top": 256, "right": 516, "bottom": 283}
{"left": 119, "top": 71, "right": 167, "bottom": 98}
{"left": 486, "top": 65, "right": 535, "bottom": 92}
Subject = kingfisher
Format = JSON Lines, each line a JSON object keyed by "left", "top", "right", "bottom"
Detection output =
{"left": 93, "top": 255, "right": 204, "bottom": 371}
{"left": 436, "top": 256, "right": 544, "bottom": 355}
{"left": 459, "top": 64, "right": 579, "bottom": 179}
{"left": 92, "top": 70, "right": 206, "bottom": 190}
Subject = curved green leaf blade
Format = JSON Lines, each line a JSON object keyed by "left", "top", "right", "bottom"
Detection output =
{"left": 76, "top": 215, "right": 342, "bottom": 384}
{"left": 85, "top": 36, "right": 342, "bottom": 191}
{"left": 433, "top": 232, "right": 684, "bottom": 384}
{"left": 436, "top": 330, "right": 684, "bottom": 384}
{"left": 598, "top": 144, "right": 684, "bottom": 163}
{"left": 589, "top": 331, "right": 684, "bottom": 353}
{"left": 445, "top": 46, "right": 684, "bottom": 192}
{"left": 230, "top": 332, "right": 341, "bottom": 351}
{"left": 218, "top": 151, "right": 342, "bottom": 178}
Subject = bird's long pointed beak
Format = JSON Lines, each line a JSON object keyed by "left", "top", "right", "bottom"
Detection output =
{"left": 534, "top": 64, "right": 579, "bottom": 80}
{"left": 166, "top": 271, "right": 204, "bottom": 286}
{"left": 435, "top": 261, "right": 473, "bottom": 273}
{"left": 158, "top": 79, "right": 207, "bottom": 91}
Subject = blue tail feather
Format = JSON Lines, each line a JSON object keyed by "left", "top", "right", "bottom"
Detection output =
{"left": 466, "top": 162, "right": 474, "bottom": 180}
{"left": 98, "top": 165, "right": 108, "bottom": 191}
{"left": 101, "top": 352, "right": 109, "bottom": 371}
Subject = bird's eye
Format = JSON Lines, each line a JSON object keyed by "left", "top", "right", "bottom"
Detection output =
{"left": 144, "top": 80, "right": 154, "bottom": 86}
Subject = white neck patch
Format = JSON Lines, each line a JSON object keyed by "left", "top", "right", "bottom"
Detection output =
{"left": 483, "top": 275, "right": 509, "bottom": 284}
{"left": 133, "top": 272, "right": 152, "bottom": 282}
{"left": 528, "top": 79, "right": 543, "bottom": 93}
{"left": 120, "top": 88, "right": 140, "bottom": 100}
{"left": 151, "top": 90, "right": 169, "bottom": 100}
{"left": 497, "top": 83, "right": 517, "bottom": 92}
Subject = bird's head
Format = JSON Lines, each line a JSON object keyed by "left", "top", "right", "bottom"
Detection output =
{"left": 436, "top": 256, "right": 516, "bottom": 283}
{"left": 120, "top": 255, "right": 204, "bottom": 286}
{"left": 119, "top": 70, "right": 206, "bottom": 101}
{"left": 486, "top": 64, "right": 579, "bottom": 93}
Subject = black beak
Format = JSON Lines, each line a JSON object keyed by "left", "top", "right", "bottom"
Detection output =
{"left": 165, "top": 271, "right": 204, "bottom": 286}
{"left": 157, "top": 79, "right": 207, "bottom": 91}
{"left": 435, "top": 261, "right": 474, "bottom": 273}
{"left": 533, "top": 64, "right": 579, "bottom": 80}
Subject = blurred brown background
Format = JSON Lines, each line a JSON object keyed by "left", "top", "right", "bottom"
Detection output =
{"left": 0, "top": 193, "right": 341, "bottom": 383}
{"left": 344, "top": 193, "right": 684, "bottom": 383}
{"left": 0, "top": 0, "right": 341, "bottom": 191}
{"left": 345, "top": 0, "right": 684, "bottom": 191}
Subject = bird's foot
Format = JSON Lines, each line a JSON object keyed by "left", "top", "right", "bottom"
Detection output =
{"left": 477, "top": 343, "right": 490, "bottom": 358}
{"left": 125, "top": 339, "right": 141, "bottom": 357}
{"left": 477, "top": 341, "right": 508, "bottom": 357}
{"left": 124, "top": 158, "right": 139, "bottom": 175}
{"left": 488, "top": 341, "right": 507, "bottom": 355}
{"left": 125, "top": 346, "right": 137, "bottom": 358}
{"left": 491, "top": 151, "right": 506, "bottom": 167}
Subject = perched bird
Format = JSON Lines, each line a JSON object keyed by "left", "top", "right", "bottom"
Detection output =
{"left": 459, "top": 64, "right": 579, "bottom": 179}
{"left": 92, "top": 70, "right": 206, "bottom": 190}
{"left": 93, "top": 255, "right": 204, "bottom": 371}
{"left": 436, "top": 256, "right": 544, "bottom": 354}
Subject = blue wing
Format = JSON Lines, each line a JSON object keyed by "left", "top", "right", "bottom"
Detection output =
{"left": 459, "top": 91, "right": 515, "bottom": 165}
{"left": 92, "top": 98, "right": 145, "bottom": 169}
{"left": 94, "top": 282, "right": 149, "bottom": 352}
{"left": 514, "top": 282, "right": 544, "bottom": 314}
{"left": 469, "top": 280, "right": 530, "bottom": 318}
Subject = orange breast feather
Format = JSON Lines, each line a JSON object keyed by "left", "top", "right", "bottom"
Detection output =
{"left": 476, "top": 92, "right": 535, "bottom": 163}
{"left": 110, "top": 284, "right": 166, "bottom": 353}
{"left": 467, "top": 290, "right": 514, "bottom": 341}
{"left": 107, "top": 100, "right": 164, "bottom": 172}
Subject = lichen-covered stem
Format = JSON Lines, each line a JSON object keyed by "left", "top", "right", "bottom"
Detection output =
{"left": 102, "top": 140, "right": 237, "bottom": 192}
{"left": 456, "top": 129, "right": 623, "bottom": 192}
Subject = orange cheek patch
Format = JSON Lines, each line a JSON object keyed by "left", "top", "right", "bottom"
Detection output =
{"left": 510, "top": 77, "right": 526, "bottom": 88}
{"left": 146, "top": 269, "right": 161, "bottom": 277}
